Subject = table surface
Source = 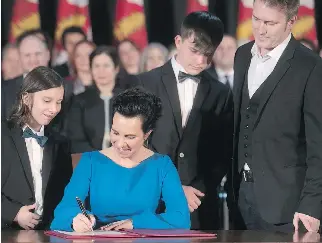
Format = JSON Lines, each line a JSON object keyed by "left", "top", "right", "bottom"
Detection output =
{"left": 1, "top": 230, "right": 321, "bottom": 243}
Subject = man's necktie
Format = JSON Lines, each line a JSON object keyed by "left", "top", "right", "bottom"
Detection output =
{"left": 224, "top": 75, "right": 231, "bottom": 89}
{"left": 22, "top": 127, "right": 48, "bottom": 147}
{"left": 178, "top": 71, "right": 201, "bottom": 83}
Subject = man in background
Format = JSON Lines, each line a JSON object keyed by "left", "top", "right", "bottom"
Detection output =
{"left": 210, "top": 35, "right": 237, "bottom": 89}
{"left": 54, "top": 26, "right": 86, "bottom": 78}
{"left": 1, "top": 43, "right": 23, "bottom": 81}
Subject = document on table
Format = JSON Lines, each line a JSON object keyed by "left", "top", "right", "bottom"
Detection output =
{"left": 54, "top": 230, "right": 126, "bottom": 236}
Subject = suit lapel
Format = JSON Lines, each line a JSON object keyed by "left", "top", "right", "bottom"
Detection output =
{"left": 233, "top": 47, "right": 252, "bottom": 134}
{"left": 10, "top": 126, "right": 34, "bottom": 194}
{"left": 253, "top": 37, "right": 297, "bottom": 129}
{"left": 161, "top": 62, "right": 183, "bottom": 137}
{"left": 182, "top": 74, "right": 210, "bottom": 139}
{"left": 42, "top": 133, "right": 54, "bottom": 196}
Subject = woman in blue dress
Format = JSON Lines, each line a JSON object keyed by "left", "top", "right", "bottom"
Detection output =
{"left": 51, "top": 87, "right": 190, "bottom": 232}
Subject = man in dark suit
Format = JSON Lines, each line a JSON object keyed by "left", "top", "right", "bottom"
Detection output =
{"left": 133, "top": 12, "right": 233, "bottom": 229}
{"left": 231, "top": 0, "right": 322, "bottom": 232}
{"left": 1, "top": 122, "right": 73, "bottom": 229}
{"left": 53, "top": 26, "right": 86, "bottom": 78}
{"left": 208, "top": 34, "right": 237, "bottom": 89}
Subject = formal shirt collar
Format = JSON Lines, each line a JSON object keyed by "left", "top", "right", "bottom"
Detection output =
{"left": 251, "top": 33, "right": 291, "bottom": 61}
{"left": 171, "top": 55, "right": 189, "bottom": 83}
{"left": 23, "top": 125, "right": 45, "bottom": 136}
{"left": 215, "top": 67, "right": 234, "bottom": 78}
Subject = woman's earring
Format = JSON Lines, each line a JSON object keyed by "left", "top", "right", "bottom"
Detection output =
{"left": 144, "top": 139, "right": 149, "bottom": 148}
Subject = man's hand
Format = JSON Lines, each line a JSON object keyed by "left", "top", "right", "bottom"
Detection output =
{"left": 293, "top": 212, "right": 320, "bottom": 232}
{"left": 293, "top": 230, "right": 320, "bottom": 242}
{"left": 182, "top": 186, "right": 205, "bottom": 212}
{"left": 14, "top": 204, "right": 41, "bottom": 230}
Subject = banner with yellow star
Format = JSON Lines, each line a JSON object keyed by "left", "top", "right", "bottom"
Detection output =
{"left": 114, "top": 0, "right": 148, "bottom": 50}
{"left": 9, "top": 0, "right": 41, "bottom": 43}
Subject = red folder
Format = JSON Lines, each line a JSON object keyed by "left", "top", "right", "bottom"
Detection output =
{"left": 45, "top": 229, "right": 217, "bottom": 239}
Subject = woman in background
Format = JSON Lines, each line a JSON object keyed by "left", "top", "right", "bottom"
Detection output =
{"left": 51, "top": 87, "right": 190, "bottom": 232}
{"left": 139, "top": 43, "right": 168, "bottom": 73}
{"left": 117, "top": 39, "right": 141, "bottom": 75}
{"left": 68, "top": 40, "right": 96, "bottom": 95}
{"left": 67, "top": 46, "right": 121, "bottom": 154}
{"left": 1, "top": 66, "right": 72, "bottom": 230}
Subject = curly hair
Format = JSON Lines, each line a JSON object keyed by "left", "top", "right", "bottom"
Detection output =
{"left": 112, "top": 87, "right": 162, "bottom": 133}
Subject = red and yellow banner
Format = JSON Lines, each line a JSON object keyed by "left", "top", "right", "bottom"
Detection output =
{"left": 237, "top": 0, "right": 317, "bottom": 45}
{"left": 55, "top": 0, "right": 91, "bottom": 50}
{"left": 9, "top": 0, "right": 41, "bottom": 43}
{"left": 113, "top": 0, "right": 148, "bottom": 50}
{"left": 186, "top": 0, "right": 208, "bottom": 14}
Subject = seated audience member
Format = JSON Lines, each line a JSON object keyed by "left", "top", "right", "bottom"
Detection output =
{"left": 1, "top": 66, "right": 72, "bottom": 230}
{"left": 50, "top": 87, "right": 190, "bottom": 232}
{"left": 54, "top": 26, "right": 87, "bottom": 78}
{"left": 117, "top": 39, "right": 141, "bottom": 75}
{"left": 209, "top": 34, "right": 237, "bottom": 89}
{"left": 68, "top": 40, "right": 96, "bottom": 95}
{"left": 67, "top": 46, "right": 121, "bottom": 154}
{"left": 115, "top": 40, "right": 141, "bottom": 90}
{"left": 1, "top": 43, "right": 23, "bottom": 80}
{"left": 139, "top": 43, "right": 169, "bottom": 72}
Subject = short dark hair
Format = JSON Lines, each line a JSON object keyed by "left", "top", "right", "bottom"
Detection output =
{"left": 61, "top": 26, "right": 86, "bottom": 49}
{"left": 8, "top": 66, "right": 64, "bottom": 128}
{"left": 89, "top": 45, "right": 119, "bottom": 69}
{"left": 254, "top": 0, "right": 300, "bottom": 20}
{"left": 16, "top": 29, "right": 49, "bottom": 49}
{"left": 112, "top": 87, "right": 162, "bottom": 133}
{"left": 180, "top": 11, "right": 224, "bottom": 57}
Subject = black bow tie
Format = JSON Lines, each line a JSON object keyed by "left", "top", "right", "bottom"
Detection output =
{"left": 178, "top": 71, "right": 201, "bottom": 83}
{"left": 22, "top": 127, "right": 48, "bottom": 147}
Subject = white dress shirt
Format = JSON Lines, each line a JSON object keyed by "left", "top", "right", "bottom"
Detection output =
{"left": 23, "top": 125, "right": 44, "bottom": 216}
{"left": 248, "top": 34, "right": 291, "bottom": 98}
{"left": 216, "top": 68, "right": 234, "bottom": 88}
{"left": 244, "top": 34, "right": 291, "bottom": 171}
{"left": 171, "top": 56, "right": 199, "bottom": 127}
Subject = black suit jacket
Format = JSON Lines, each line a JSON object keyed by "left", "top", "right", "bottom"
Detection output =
{"left": 133, "top": 61, "right": 234, "bottom": 229}
{"left": 67, "top": 86, "right": 122, "bottom": 153}
{"left": 53, "top": 62, "right": 70, "bottom": 78}
{"left": 1, "top": 121, "right": 73, "bottom": 229}
{"left": 232, "top": 37, "right": 322, "bottom": 224}
{"left": 1, "top": 74, "right": 74, "bottom": 136}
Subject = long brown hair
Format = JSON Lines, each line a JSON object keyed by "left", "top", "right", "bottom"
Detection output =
{"left": 8, "top": 66, "right": 64, "bottom": 128}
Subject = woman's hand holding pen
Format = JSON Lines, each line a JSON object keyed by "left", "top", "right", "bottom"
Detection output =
{"left": 72, "top": 213, "right": 95, "bottom": 232}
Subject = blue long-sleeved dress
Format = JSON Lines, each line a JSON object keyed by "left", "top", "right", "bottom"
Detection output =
{"left": 50, "top": 151, "right": 190, "bottom": 231}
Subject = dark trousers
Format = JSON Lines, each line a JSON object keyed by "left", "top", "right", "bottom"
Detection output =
{"left": 238, "top": 177, "right": 294, "bottom": 233}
